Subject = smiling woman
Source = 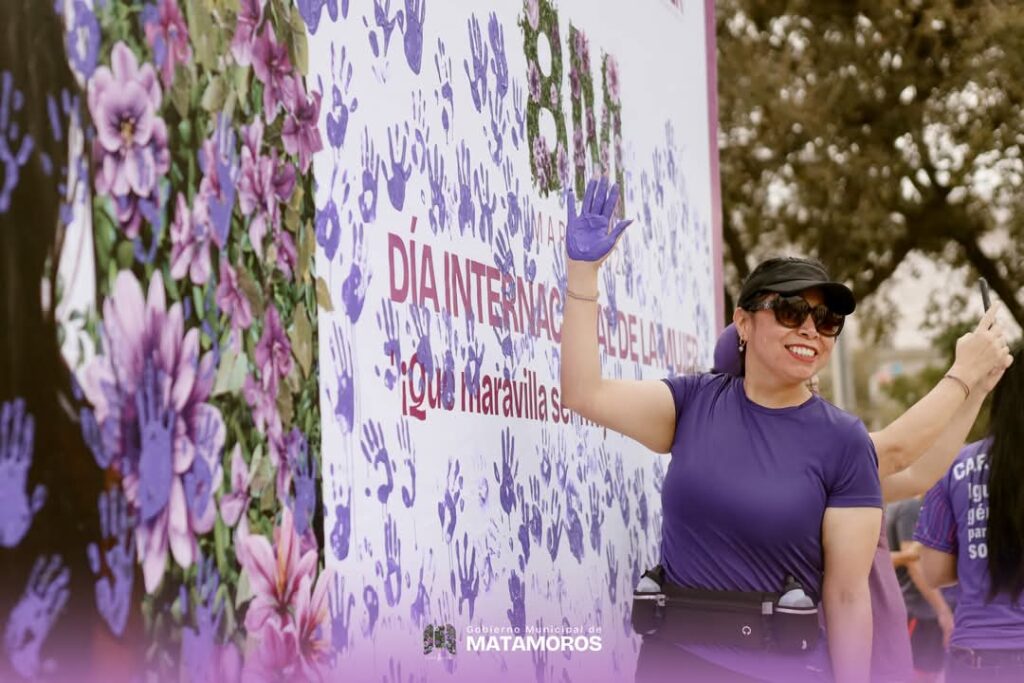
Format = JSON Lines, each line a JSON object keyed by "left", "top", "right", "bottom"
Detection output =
{"left": 560, "top": 216, "right": 883, "bottom": 683}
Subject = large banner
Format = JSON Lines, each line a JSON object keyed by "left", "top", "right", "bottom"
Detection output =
{"left": 0, "top": 0, "right": 719, "bottom": 681}
{"left": 311, "top": 0, "right": 720, "bottom": 680}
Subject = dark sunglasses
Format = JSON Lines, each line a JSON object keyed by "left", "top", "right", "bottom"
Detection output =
{"left": 746, "top": 295, "right": 845, "bottom": 337}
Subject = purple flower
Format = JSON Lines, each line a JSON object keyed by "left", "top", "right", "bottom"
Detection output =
{"left": 88, "top": 42, "right": 170, "bottom": 237}
{"left": 238, "top": 120, "right": 296, "bottom": 256}
{"left": 525, "top": 0, "right": 539, "bottom": 30}
{"left": 532, "top": 135, "right": 550, "bottom": 189}
{"left": 556, "top": 142, "right": 569, "bottom": 187}
{"left": 573, "top": 128, "right": 585, "bottom": 169}
{"left": 569, "top": 67, "right": 580, "bottom": 101}
{"left": 605, "top": 58, "right": 620, "bottom": 101}
{"left": 255, "top": 304, "right": 292, "bottom": 389}
{"left": 80, "top": 271, "right": 225, "bottom": 593}
{"left": 243, "top": 373, "right": 281, "bottom": 458}
{"left": 549, "top": 81, "right": 559, "bottom": 107}
{"left": 215, "top": 259, "right": 253, "bottom": 344}
{"left": 251, "top": 24, "right": 295, "bottom": 120}
{"left": 231, "top": 0, "right": 265, "bottom": 67}
{"left": 195, "top": 123, "right": 237, "bottom": 249}
{"left": 142, "top": 0, "right": 192, "bottom": 88}
{"left": 281, "top": 79, "right": 323, "bottom": 174}
{"left": 169, "top": 193, "right": 212, "bottom": 285}
{"left": 527, "top": 61, "right": 541, "bottom": 102}
{"left": 218, "top": 444, "right": 250, "bottom": 528}
{"left": 273, "top": 227, "right": 298, "bottom": 280}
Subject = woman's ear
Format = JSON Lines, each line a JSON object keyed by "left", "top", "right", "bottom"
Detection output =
{"left": 732, "top": 308, "right": 751, "bottom": 346}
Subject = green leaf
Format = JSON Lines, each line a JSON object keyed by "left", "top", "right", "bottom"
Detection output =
{"left": 298, "top": 221, "right": 315, "bottom": 283}
{"left": 212, "top": 348, "right": 249, "bottom": 396}
{"left": 214, "top": 516, "right": 229, "bottom": 579}
{"left": 276, "top": 374, "right": 295, "bottom": 426}
{"left": 315, "top": 276, "right": 334, "bottom": 312}
{"left": 289, "top": 5, "right": 309, "bottom": 76}
{"left": 289, "top": 303, "right": 313, "bottom": 378}
{"left": 116, "top": 241, "right": 135, "bottom": 269}
{"left": 200, "top": 75, "right": 227, "bottom": 112}
{"left": 235, "top": 568, "right": 253, "bottom": 610}
{"left": 237, "top": 267, "right": 265, "bottom": 319}
{"left": 248, "top": 444, "right": 269, "bottom": 496}
{"left": 170, "top": 64, "right": 192, "bottom": 118}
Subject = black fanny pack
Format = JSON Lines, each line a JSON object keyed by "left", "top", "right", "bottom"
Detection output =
{"left": 630, "top": 565, "right": 820, "bottom": 653}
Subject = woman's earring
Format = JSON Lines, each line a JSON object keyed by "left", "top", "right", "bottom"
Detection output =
{"left": 738, "top": 338, "right": 747, "bottom": 353}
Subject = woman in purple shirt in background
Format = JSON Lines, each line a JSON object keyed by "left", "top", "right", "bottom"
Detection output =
{"left": 915, "top": 346, "right": 1024, "bottom": 683}
{"left": 561, "top": 179, "right": 883, "bottom": 682}
{"left": 714, "top": 313, "right": 1010, "bottom": 682}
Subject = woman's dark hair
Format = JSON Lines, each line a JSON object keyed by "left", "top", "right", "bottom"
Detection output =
{"left": 986, "top": 345, "right": 1024, "bottom": 603}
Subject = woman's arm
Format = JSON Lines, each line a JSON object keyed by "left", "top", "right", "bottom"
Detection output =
{"left": 919, "top": 546, "right": 959, "bottom": 588}
{"left": 902, "top": 541, "right": 955, "bottom": 644}
{"left": 558, "top": 180, "right": 676, "bottom": 453}
{"left": 822, "top": 506, "right": 882, "bottom": 683}
{"left": 889, "top": 545, "right": 920, "bottom": 568}
{"left": 872, "top": 306, "right": 1008, "bottom": 478}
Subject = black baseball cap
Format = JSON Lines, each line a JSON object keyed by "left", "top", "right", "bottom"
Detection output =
{"left": 737, "top": 257, "right": 856, "bottom": 315}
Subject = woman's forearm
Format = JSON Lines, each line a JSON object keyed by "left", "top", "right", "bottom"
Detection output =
{"left": 559, "top": 260, "right": 602, "bottom": 410}
{"left": 823, "top": 581, "right": 872, "bottom": 683}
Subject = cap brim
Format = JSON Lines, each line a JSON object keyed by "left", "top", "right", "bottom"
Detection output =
{"left": 770, "top": 280, "right": 856, "bottom": 315}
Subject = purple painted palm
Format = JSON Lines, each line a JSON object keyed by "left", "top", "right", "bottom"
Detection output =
{"left": 80, "top": 271, "right": 225, "bottom": 593}
{"left": 88, "top": 42, "right": 169, "bottom": 237}
{"left": 142, "top": 0, "right": 192, "bottom": 88}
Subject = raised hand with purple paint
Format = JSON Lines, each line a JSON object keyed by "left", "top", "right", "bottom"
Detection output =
{"left": 327, "top": 322, "right": 355, "bottom": 433}
{"left": 474, "top": 165, "right": 497, "bottom": 245}
{"left": 326, "top": 43, "right": 358, "bottom": 149}
{"left": 377, "top": 515, "right": 402, "bottom": 606}
{"left": 0, "top": 398, "right": 46, "bottom": 547}
{"left": 463, "top": 15, "right": 489, "bottom": 112}
{"left": 376, "top": 298, "right": 401, "bottom": 389}
{"left": 360, "top": 420, "right": 394, "bottom": 504}
{"left": 437, "top": 458, "right": 464, "bottom": 542}
{"left": 359, "top": 128, "right": 381, "bottom": 222}
{"left": 566, "top": 177, "right": 633, "bottom": 263}
{"left": 455, "top": 142, "right": 475, "bottom": 236}
{"left": 329, "top": 464, "right": 352, "bottom": 561}
{"left": 426, "top": 145, "right": 448, "bottom": 234}
{"left": 401, "top": 0, "right": 426, "bottom": 74}
{"left": 331, "top": 574, "right": 356, "bottom": 653}
{"left": 408, "top": 303, "right": 434, "bottom": 376}
{"left": 4, "top": 555, "right": 70, "bottom": 679}
{"left": 433, "top": 38, "right": 454, "bottom": 139}
{"left": 383, "top": 123, "right": 412, "bottom": 211}
{"left": 341, "top": 222, "right": 371, "bottom": 323}
{"left": 87, "top": 488, "right": 135, "bottom": 636}
{"left": 451, "top": 532, "right": 479, "bottom": 618}
{"left": 136, "top": 361, "right": 174, "bottom": 523}
{"left": 396, "top": 420, "right": 416, "bottom": 508}
{"left": 492, "top": 428, "right": 518, "bottom": 516}
{"left": 487, "top": 12, "right": 509, "bottom": 101}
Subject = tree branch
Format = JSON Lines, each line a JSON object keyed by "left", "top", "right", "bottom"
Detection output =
{"left": 954, "top": 234, "right": 1024, "bottom": 328}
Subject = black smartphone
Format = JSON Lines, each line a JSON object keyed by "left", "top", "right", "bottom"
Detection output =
{"left": 979, "top": 278, "right": 992, "bottom": 310}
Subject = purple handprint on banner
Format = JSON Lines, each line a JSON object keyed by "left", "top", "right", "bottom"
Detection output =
{"left": 516, "top": 490, "right": 531, "bottom": 565}
{"left": 485, "top": 95, "right": 507, "bottom": 164}
{"left": 510, "top": 81, "right": 526, "bottom": 150}
{"left": 367, "top": 0, "right": 401, "bottom": 58}
{"left": 331, "top": 574, "right": 356, "bottom": 653}
{"left": 289, "top": 437, "right": 316, "bottom": 537}
{"left": 0, "top": 399, "right": 45, "bottom": 547}
{"left": 488, "top": 13, "right": 509, "bottom": 101}
{"left": 0, "top": 72, "right": 34, "bottom": 214}
{"left": 4, "top": 555, "right": 69, "bottom": 679}
{"left": 315, "top": 167, "right": 345, "bottom": 261}
{"left": 410, "top": 91, "right": 430, "bottom": 173}
{"left": 437, "top": 458, "right": 464, "bottom": 542}
{"left": 492, "top": 428, "right": 518, "bottom": 516}
{"left": 545, "top": 491, "right": 563, "bottom": 562}
{"left": 87, "top": 488, "right": 135, "bottom": 636}
{"left": 565, "top": 484, "right": 585, "bottom": 563}
{"left": 587, "top": 482, "right": 605, "bottom": 553}
{"left": 384, "top": 123, "right": 412, "bottom": 211}
{"left": 606, "top": 544, "right": 619, "bottom": 604}
{"left": 494, "top": 220, "right": 515, "bottom": 282}
{"left": 426, "top": 145, "right": 448, "bottom": 234}
{"left": 376, "top": 298, "right": 402, "bottom": 390}
{"left": 297, "top": 0, "right": 340, "bottom": 34}
{"left": 329, "top": 464, "right": 352, "bottom": 561}
{"left": 180, "top": 554, "right": 223, "bottom": 683}
{"left": 456, "top": 142, "right": 476, "bottom": 236}
{"left": 439, "top": 312, "right": 459, "bottom": 410}
{"left": 136, "top": 361, "right": 174, "bottom": 523}
{"left": 462, "top": 315, "right": 484, "bottom": 397}
{"left": 327, "top": 322, "right": 355, "bottom": 432}
{"left": 528, "top": 475, "right": 542, "bottom": 544}
{"left": 603, "top": 267, "right": 618, "bottom": 334}
{"left": 502, "top": 160, "right": 522, "bottom": 237}
{"left": 451, "top": 532, "right": 480, "bottom": 618}
{"left": 359, "top": 128, "right": 381, "bottom": 222}
{"left": 615, "top": 458, "right": 630, "bottom": 525}
{"left": 396, "top": 420, "right": 417, "bottom": 508}
{"left": 408, "top": 304, "right": 434, "bottom": 376}
{"left": 507, "top": 571, "right": 526, "bottom": 633}
{"left": 633, "top": 469, "right": 649, "bottom": 533}
{"left": 464, "top": 16, "right": 490, "bottom": 112}
{"left": 362, "top": 586, "right": 380, "bottom": 637}
{"left": 361, "top": 420, "right": 394, "bottom": 504}
{"left": 376, "top": 515, "right": 403, "bottom": 607}
{"left": 410, "top": 557, "right": 430, "bottom": 627}
{"left": 401, "top": 0, "right": 426, "bottom": 74}
{"left": 434, "top": 39, "right": 454, "bottom": 139}
{"left": 566, "top": 177, "right": 633, "bottom": 262}
{"left": 341, "top": 222, "right": 371, "bottom": 323}
{"left": 326, "top": 43, "right": 358, "bottom": 149}
{"left": 475, "top": 165, "right": 497, "bottom": 245}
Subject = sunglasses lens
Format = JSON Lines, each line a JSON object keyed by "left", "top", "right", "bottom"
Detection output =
{"left": 814, "top": 310, "right": 845, "bottom": 337}
{"left": 773, "top": 297, "right": 810, "bottom": 328}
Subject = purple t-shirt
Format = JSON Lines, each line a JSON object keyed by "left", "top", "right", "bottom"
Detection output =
{"left": 660, "top": 373, "right": 882, "bottom": 680}
{"left": 869, "top": 514, "right": 914, "bottom": 682}
{"left": 914, "top": 439, "right": 1024, "bottom": 649}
